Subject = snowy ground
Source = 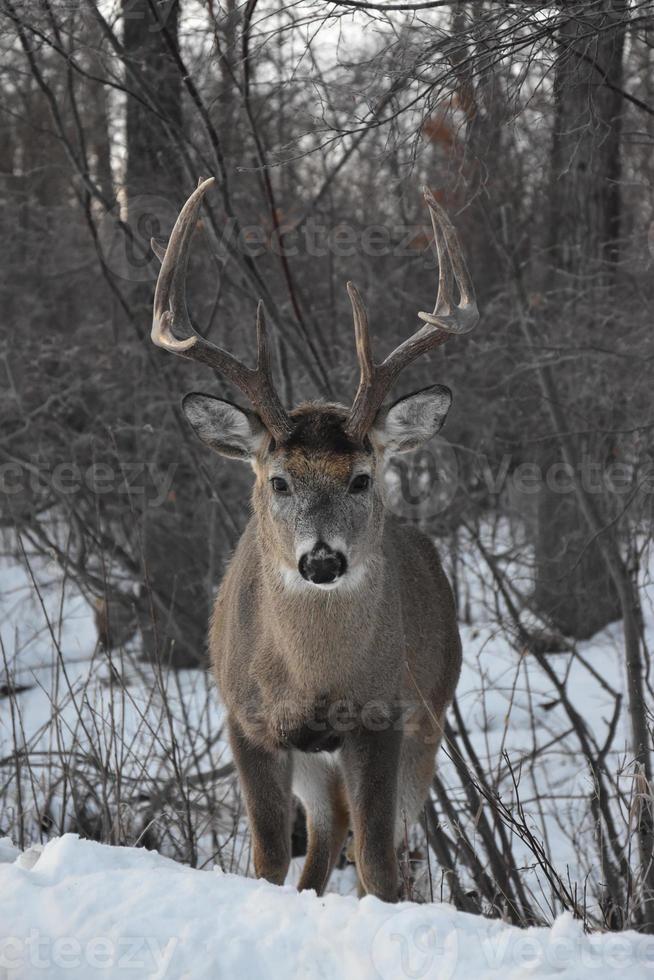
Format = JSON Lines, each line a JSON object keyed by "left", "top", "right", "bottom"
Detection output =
{"left": 1, "top": 834, "right": 653, "bottom": 979}
{"left": 1, "top": 525, "right": 653, "bottom": 975}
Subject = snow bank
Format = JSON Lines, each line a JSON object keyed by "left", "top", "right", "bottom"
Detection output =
{"left": 1, "top": 836, "right": 652, "bottom": 979}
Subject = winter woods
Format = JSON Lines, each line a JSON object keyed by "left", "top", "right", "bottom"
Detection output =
{"left": 1, "top": 0, "right": 653, "bottom": 935}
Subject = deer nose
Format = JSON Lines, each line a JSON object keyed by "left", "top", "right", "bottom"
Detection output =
{"left": 298, "top": 541, "right": 347, "bottom": 585}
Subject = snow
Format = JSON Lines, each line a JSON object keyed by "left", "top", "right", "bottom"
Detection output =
{"left": 2, "top": 527, "right": 654, "bottom": 974}
{"left": 0, "top": 534, "right": 232, "bottom": 867}
{"left": 1, "top": 833, "right": 653, "bottom": 980}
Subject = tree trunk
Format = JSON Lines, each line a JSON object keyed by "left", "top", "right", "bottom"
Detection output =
{"left": 548, "top": 1, "right": 625, "bottom": 275}
{"left": 83, "top": 27, "right": 115, "bottom": 206}
{"left": 123, "top": 0, "right": 183, "bottom": 201}
{"left": 534, "top": 446, "right": 621, "bottom": 640}
{"left": 533, "top": 0, "right": 626, "bottom": 639}
{"left": 121, "top": 0, "right": 209, "bottom": 667}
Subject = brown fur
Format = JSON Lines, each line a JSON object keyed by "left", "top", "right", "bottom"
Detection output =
{"left": 210, "top": 404, "right": 462, "bottom": 901}
{"left": 153, "top": 181, "right": 475, "bottom": 902}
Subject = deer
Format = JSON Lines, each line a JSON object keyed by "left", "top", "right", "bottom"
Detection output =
{"left": 151, "top": 178, "right": 478, "bottom": 902}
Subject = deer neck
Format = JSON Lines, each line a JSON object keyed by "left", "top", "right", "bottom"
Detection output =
{"left": 256, "top": 532, "right": 389, "bottom": 686}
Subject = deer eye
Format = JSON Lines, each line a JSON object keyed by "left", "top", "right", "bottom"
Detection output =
{"left": 348, "top": 474, "right": 371, "bottom": 494}
{"left": 271, "top": 477, "right": 290, "bottom": 495}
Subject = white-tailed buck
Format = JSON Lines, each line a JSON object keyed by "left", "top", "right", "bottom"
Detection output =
{"left": 151, "top": 179, "right": 478, "bottom": 901}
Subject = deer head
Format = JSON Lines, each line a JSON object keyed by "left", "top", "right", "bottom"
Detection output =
{"left": 151, "top": 178, "right": 478, "bottom": 590}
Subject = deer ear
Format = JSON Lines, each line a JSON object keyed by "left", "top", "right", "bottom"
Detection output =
{"left": 182, "top": 393, "right": 267, "bottom": 461}
{"left": 372, "top": 384, "right": 452, "bottom": 454}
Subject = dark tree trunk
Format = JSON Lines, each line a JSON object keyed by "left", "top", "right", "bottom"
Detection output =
{"left": 534, "top": 448, "right": 620, "bottom": 640}
{"left": 533, "top": 0, "right": 626, "bottom": 639}
{"left": 548, "top": 1, "right": 625, "bottom": 275}
{"left": 121, "top": 0, "right": 209, "bottom": 667}
{"left": 84, "top": 40, "right": 115, "bottom": 206}
{"left": 123, "top": 0, "right": 183, "bottom": 201}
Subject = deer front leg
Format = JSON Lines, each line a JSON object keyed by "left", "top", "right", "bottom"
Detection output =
{"left": 228, "top": 717, "right": 292, "bottom": 885}
{"left": 341, "top": 721, "right": 402, "bottom": 902}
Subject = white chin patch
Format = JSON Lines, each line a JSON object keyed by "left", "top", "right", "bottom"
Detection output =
{"left": 307, "top": 580, "right": 344, "bottom": 592}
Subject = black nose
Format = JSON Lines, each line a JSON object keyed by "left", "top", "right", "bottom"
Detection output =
{"left": 298, "top": 542, "right": 347, "bottom": 585}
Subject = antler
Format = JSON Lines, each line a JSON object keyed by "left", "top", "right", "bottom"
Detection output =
{"left": 345, "top": 186, "right": 479, "bottom": 443}
{"left": 151, "top": 177, "right": 292, "bottom": 440}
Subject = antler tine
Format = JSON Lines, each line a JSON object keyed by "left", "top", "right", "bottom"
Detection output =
{"left": 152, "top": 177, "right": 212, "bottom": 352}
{"left": 345, "top": 187, "right": 479, "bottom": 443}
{"left": 255, "top": 300, "right": 271, "bottom": 373}
{"left": 418, "top": 186, "right": 478, "bottom": 332}
{"left": 151, "top": 179, "right": 292, "bottom": 440}
{"left": 346, "top": 281, "right": 373, "bottom": 389}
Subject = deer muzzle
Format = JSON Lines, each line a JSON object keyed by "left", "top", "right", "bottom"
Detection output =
{"left": 298, "top": 541, "right": 347, "bottom": 586}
